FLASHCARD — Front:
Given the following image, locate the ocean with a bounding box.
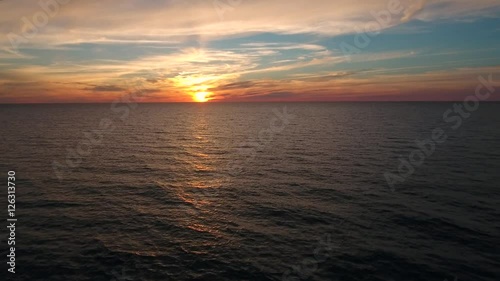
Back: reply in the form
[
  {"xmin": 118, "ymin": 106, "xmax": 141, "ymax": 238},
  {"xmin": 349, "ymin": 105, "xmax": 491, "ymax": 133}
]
[{"xmin": 0, "ymin": 102, "xmax": 499, "ymax": 281}]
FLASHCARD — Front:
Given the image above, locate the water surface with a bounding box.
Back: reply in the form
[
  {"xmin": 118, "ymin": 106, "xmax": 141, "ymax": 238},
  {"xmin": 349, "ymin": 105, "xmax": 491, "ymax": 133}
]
[{"xmin": 0, "ymin": 103, "xmax": 499, "ymax": 281}]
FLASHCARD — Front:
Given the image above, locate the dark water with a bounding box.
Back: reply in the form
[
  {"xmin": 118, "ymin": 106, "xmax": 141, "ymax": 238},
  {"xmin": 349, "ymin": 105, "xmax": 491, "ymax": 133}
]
[{"xmin": 0, "ymin": 103, "xmax": 499, "ymax": 281}]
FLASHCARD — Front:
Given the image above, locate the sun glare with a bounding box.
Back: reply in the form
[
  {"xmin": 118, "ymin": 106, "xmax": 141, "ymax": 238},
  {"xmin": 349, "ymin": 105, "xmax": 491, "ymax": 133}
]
[
  {"xmin": 171, "ymin": 74, "xmax": 219, "ymax": 102},
  {"xmin": 194, "ymin": 91, "xmax": 210, "ymax": 102}
]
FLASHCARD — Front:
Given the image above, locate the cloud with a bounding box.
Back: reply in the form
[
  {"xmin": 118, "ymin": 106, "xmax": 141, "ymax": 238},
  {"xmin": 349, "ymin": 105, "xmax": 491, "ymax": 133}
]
[
  {"xmin": 84, "ymin": 85, "xmax": 125, "ymax": 92},
  {"xmin": 213, "ymin": 81, "xmax": 256, "ymax": 91},
  {"xmin": 415, "ymin": 0, "xmax": 500, "ymax": 21},
  {"xmin": 1, "ymin": 0, "xmax": 498, "ymax": 49},
  {"xmin": 349, "ymin": 51, "xmax": 419, "ymax": 63},
  {"xmin": 401, "ymin": 0, "xmax": 428, "ymax": 22},
  {"xmin": 288, "ymin": 71, "xmax": 365, "ymax": 82},
  {"xmin": 241, "ymin": 91, "xmax": 297, "ymax": 101}
]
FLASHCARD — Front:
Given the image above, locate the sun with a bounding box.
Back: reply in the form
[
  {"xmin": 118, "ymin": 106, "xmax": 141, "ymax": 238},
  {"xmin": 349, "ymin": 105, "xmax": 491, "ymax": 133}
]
[
  {"xmin": 194, "ymin": 91, "xmax": 210, "ymax": 102},
  {"xmin": 170, "ymin": 74, "xmax": 217, "ymax": 102}
]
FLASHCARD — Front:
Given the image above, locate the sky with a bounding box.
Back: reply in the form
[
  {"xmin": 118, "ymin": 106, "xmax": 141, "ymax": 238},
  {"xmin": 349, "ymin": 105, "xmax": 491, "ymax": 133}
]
[{"xmin": 0, "ymin": 0, "xmax": 499, "ymax": 103}]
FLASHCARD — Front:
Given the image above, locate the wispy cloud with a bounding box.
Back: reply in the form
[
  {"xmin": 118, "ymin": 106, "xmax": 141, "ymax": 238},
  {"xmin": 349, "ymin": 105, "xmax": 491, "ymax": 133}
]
[
  {"xmin": 2, "ymin": 0, "xmax": 498, "ymax": 48},
  {"xmin": 401, "ymin": 0, "xmax": 428, "ymax": 22},
  {"xmin": 84, "ymin": 85, "xmax": 125, "ymax": 92}
]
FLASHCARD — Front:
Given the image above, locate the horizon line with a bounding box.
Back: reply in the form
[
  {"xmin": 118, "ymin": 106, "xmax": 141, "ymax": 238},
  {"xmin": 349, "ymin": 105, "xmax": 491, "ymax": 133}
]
[{"xmin": 1, "ymin": 101, "xmax": 500, "ymax": 105}]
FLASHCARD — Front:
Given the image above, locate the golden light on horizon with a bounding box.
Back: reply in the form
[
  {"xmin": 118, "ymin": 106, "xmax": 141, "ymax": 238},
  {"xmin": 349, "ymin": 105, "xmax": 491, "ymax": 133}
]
[
  {"xmin": 193, "ymin": 91, "xmax": 210, "ymax": 102},
  {"xmin": 170, "ymin": 74, "xmax": 218, "ymax": 102}
]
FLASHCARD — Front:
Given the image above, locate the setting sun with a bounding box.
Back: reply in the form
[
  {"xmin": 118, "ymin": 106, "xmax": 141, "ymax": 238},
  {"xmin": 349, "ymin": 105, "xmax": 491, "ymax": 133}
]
[{"xmin": 193, "ymin": 91, "xmax": 210, "ymax": 102}]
